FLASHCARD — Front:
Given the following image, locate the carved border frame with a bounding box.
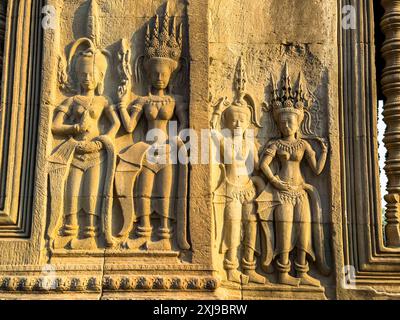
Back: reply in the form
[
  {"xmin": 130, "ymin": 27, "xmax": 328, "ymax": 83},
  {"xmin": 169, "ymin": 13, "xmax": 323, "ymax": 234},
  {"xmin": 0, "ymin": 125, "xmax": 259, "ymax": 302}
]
[
  {"xmin": 0, "ymin": 0, "xmax": 43, "ymax": 237},
  {"xmin": 338, "ymin": 0, "xmax": 400, "ymax": 297}
]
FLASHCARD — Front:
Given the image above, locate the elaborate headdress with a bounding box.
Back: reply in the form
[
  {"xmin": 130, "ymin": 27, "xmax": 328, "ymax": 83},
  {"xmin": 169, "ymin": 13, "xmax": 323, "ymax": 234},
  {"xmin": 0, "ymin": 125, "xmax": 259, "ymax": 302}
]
[
  {"xmin": 134, "ymin": 2, "xmax": 186, "ymax": 89},
  {"xmin": 58, "ymin": 0, "xmax": 110, "ymax": 95},
  {"xmin": 144, "ymin": 2, "xmax": 182, "ymax": 67},
  {"xmin": 268, "ymin": 63, "xmax": 314, "ymax": 136},
  {"xmin": 219, "ymin": 57, "xmax": 262, "ymax": 128}
]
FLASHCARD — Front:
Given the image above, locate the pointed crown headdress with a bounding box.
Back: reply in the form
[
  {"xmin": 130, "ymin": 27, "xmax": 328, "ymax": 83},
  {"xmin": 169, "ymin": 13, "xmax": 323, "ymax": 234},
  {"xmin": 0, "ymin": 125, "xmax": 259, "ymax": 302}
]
[
  {"xmin": 59, "ymin": 0, "xmax": 110, "ymax": 95},
  {"xmin": 144, "ymin": 2, "xmax": 183, "ymax": 63},
  {"xmin": 221, "ymin": 57, "xmax": 262, "ymax": 128},
  {"xmin": 267, "ymin": 63, "xmax": 316, "ymax": 136},
  {"xmin": 270, "ymin": 63, "xmax": 311, "ymax": 122}
]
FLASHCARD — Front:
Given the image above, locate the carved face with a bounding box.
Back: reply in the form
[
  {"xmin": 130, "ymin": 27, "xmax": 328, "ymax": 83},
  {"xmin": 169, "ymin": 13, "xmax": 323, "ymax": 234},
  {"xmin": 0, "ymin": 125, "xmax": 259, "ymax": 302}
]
[
  {"xmin": 149, "ymin": 58, "xmax": 174, "ymax": 90},
  {"xmin": 224, "ymin": 108, "xmax": 251, "ymax": 136},
  {"xmin": 278, "ymin": 112, "xmax": 299, "ymax": 137},
  {"xmin": 76, "ymin": 58, "xmax": 99, "ymax": 91}
]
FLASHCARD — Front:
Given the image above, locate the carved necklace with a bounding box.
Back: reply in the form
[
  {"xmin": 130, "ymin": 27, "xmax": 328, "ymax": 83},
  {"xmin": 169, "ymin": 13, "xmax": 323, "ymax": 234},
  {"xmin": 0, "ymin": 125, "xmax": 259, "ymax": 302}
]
[
  {"xmin": 276, "ymin": 139, "xmax": 305, "ymax": 154},
  {"xmin": 148, "ymin": 93, "xmax": 173, "ymax": 108},
  {"xmin": 74, "ymin": 96, "xmax": 96, "ymax": 121},
  {"xmin": 74, "ymin": 95, "xmax": 95, "ymax": 111}
]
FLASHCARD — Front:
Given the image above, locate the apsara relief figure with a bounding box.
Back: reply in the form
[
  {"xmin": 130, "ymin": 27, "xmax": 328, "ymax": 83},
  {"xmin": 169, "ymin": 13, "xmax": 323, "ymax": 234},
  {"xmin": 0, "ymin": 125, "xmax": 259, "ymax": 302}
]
[
  {"xmin": 257, "ymin": 64, "xmax": 330, "ymax": 286},
  {"xmin": 114, "ymin": 4, "xmax": 190, "ymax": 251},
  {"xmin": 46, "ymin": 0, "xmax": 120, "ymax": 250},
  {"xmin": 211, "ymin": 58, "xmax": 266, "ymax": 284}
]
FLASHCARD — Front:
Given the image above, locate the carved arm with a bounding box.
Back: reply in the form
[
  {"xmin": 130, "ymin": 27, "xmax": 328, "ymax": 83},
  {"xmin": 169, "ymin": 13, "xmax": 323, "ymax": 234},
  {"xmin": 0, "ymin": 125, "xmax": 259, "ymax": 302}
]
[
  {"xmin": 305, "ymin": 139, "xmax": 328, "ymax": 175},
  {"xmin": 175, "ymin": 99, "xmax": 189, "ymax": 132},
  {"xmin": 51, "ymin": 100, "xmax": 79, "ymax": 136},
  {"xmin": 260, "ymin": 146, "xmax": 290, "ymax": 191},
  {"xmin": 118, "ymin": 101, "xmax": 143, "ymax": 133},
  {"xmin": 104, "ymin": 104, "xmax": 121, "ymax": 138}
]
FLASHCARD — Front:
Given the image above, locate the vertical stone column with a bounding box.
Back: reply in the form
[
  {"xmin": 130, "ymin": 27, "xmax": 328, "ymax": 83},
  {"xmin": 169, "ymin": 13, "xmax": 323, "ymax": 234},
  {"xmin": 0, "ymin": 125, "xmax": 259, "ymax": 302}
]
[{"xmin": 381, "ymin": 0, "xmax": 400, "ymax": 246}]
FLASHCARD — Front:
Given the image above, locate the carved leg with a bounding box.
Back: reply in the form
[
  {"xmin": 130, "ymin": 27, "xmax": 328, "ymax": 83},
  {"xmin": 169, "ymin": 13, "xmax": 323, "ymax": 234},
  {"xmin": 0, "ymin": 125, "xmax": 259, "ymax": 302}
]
[
  {"xmin": 147, "ymin": 216, "xmax": 172, "ymax": 251},
  {"xmin": 64, "ymin": 167, "xmax": 83, "ymax": 238},
  {"xmin": 127, "ymin": 168, "xmax": 154, "ymax": 249},
  {"xmin": 83, "ymin": 214, "xmax": 97, "ymax": 239},
  {"xmin": 275, "ymin": 204, "xmax": 300, "ymax": 287},
  {"xmin": 148, "ymin": 166, "xmax": 173, "ymax": 250},
  {"xmin": 70, "ymin": 164, "xmax": 101, "ymax": 250},
  {"xmin": 64, "ymin": 214, "xmax": 79, "ymax": 237},
  {"xmin": 223, "ymin": 201, "xmax": 249, "ymax": 285},
  {"xmin": 242, "ymin": 203, "xmax": 266, "ymax": 284},
  {"xmin": 295, "ymin": 197, "xmax": 320, "ymax": 286}
]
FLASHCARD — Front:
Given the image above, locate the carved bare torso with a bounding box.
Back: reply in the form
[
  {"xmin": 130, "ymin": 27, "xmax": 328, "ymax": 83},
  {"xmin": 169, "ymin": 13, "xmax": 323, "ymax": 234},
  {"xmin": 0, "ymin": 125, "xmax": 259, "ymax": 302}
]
[
  {"xmin": 223, "ymin": 137, "xmax": 254, "ymax": 186},
  {"xmin": 70, "ymin": 95, "xmax": 107, "ymax": 142},
  {"xmin": 143, "ymin": 95, "xmax": 175, "ymax": 140},
  {"xmin": 274, "ymin": 139, "xmax": 307, "ymax": 187}
]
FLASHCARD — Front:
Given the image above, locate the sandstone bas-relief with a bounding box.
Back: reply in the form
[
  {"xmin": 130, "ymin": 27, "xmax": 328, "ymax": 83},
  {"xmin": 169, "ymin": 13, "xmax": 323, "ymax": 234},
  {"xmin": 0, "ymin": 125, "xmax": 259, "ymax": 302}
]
[
  {"xmin": 211, "ymin": 57, "xmax": 266, "ymax": 285},
  {"xmin": 47, "ymin": 1, "xmax": 190, "ymax": 253},
  {"xmin": 114, "ymin": 3, "xmax": 190, "ymax": 251},
  {"xmin": 47, "ymin": 0, "xmax": 332, "ymax": 294},
  {"xmin": 211, "ymin": 60, "xmax": 330, "ymax": 288},
  {"xmin": 0, "ymin": 0, "xmax": 398, "ymax": 300}
]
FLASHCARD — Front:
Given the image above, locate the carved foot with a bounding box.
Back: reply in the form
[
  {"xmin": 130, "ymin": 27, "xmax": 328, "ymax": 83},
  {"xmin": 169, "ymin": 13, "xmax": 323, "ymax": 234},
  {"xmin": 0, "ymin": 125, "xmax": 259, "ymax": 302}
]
[
  {"xmin": 298, "ymin": 273, "xmax": 321, "ymax": 287},
  {"xmin": 125, "ymin": 237, "xmax": 148, "ymax": 250},
  {"xmin": 70, "ymin": 237, "xmax": 97, "ymax": 250},
  {"xmin": 227, "ymin": 270, "xmax": 249, "ymax": 285},
  {"xmin": 278, "ymin": 273, "xmax": 300, "ymax": 287},
  {"xmin": 147, "ymin": 238, "xmax": 172, "ymax": 251},
  {"xmin": 243, "ymin": 270, "xmax": 267, "ymax": 284}
]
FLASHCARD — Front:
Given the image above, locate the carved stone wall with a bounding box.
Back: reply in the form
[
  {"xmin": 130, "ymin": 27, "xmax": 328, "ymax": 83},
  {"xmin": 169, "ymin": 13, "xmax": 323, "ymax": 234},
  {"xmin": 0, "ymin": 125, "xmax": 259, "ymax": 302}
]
[{"xmin": 0, "ymin": 0, "xmax": 398, "ymax": 300}]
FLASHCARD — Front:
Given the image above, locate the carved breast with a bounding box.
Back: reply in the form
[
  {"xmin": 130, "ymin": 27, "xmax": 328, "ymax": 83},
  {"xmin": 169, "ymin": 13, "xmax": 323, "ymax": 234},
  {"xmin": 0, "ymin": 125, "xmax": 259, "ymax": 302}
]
[
  {"xmin": 144, "ymin": 97, "xmax": 175, "ymax": 121},
  {"xmin": 277, "ymin": 149, "xmax": 304, "ymax": 162},
  {"xmin": 276, "ymin": 140, "xmax": 306, "ymax": 162},
  {"xmin": 72, "ymin": 99, "xmax": 103, "ymax": 122}
]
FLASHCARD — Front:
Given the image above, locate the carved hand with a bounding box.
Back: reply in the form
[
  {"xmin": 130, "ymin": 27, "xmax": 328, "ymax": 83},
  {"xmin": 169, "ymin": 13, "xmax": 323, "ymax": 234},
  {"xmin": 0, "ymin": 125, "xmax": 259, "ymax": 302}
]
[
  {"xmin": 270, "ymin": 176, "xmax": 291, "ymax": 191},
  {"xmin": 318, "ymin": 137, "xmax": 329, "ymax": 153},
  {"xmin": 210, "ymin": 97, "xmax": 228, "ymax": 129},
  {"xmin": 118, "ymin": 82, "xmax": 131, "ymax": 107}
]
